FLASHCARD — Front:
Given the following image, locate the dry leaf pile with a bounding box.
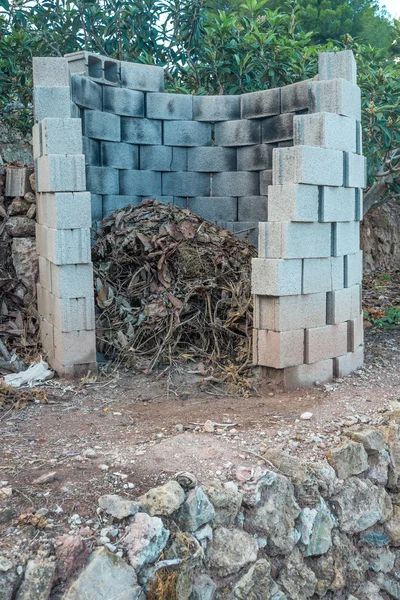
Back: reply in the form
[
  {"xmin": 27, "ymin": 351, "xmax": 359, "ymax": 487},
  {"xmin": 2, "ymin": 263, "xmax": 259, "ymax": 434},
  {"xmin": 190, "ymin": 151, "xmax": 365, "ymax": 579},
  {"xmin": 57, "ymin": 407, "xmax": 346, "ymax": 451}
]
[
  {"xmin": 92, "ymin": 199, "xmax": 257, "ymax": 371},
  {"xmin": 0, "ymin": 380, "xmax": 47, "ymax": 410}
]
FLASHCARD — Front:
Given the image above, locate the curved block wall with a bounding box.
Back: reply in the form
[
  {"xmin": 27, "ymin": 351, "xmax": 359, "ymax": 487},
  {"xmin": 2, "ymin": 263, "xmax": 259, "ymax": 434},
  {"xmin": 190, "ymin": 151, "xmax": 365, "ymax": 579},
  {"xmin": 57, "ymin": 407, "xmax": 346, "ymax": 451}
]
[{"xmin": 32, "ymin": 49, "xmax": 365, "ymax": 386}]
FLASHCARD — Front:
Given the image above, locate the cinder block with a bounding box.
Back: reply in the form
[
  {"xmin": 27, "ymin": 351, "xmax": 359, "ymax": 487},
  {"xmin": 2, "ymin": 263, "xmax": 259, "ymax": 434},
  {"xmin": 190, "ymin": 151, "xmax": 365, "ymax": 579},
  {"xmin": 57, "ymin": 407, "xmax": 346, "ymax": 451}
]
[
  {"xmin": 121, "ymin": 117, "xmax": 162, "ymax": 145},
  {"xmin": 5, "ymin": 167, "xmax": 33, "ymax": 197},
  {"xmin": 33, "ymin": 87, "xmax": 71, "ymax": 122},
  {"xmin": 53, "ymin": 326, "xmax": 96, "ymax": 366},
  {"xmin": 37, "ymin": 192, "xmax": 91, "ymax": 229},
  {"xmin": 188, "ymin": 197, "xmax": 237, "ymax": 222},
  {"xmin": 268, "ymin": 184, "xmax": 319, "ymax": 222},
  {"xmin": 231, "ymin": 222, "xmax": 258, "ymax": 246},
  {"xmin": 237, "ymin": 144, "xmax": 273, "ymax": 171},
  {"xmin": 348, "ymin": 312, "xmax": 364, "ymax": 352},
  {"xmin": 333, "ymin": 221, "xmax": 360, "ymax": 256},
  {"xmin": 82, "ymin": 137, "xmax": 100, "ymax": 166},
  {"xmin": 33, "ymin": 57, "xmax": 69, "ymax": 87},
  {"xmin": 345, "ymin": 250, "xmax": 363, "ymax": 288},
  {"xmin": 39, "ymin": 317, "xmax": 54, "ymax": 357},
  {"xmin": 187, "ymin": 147, "xmax": 236, "ymax": 172},
  {"xmin": 334, "ymin": 345, "xmax": 364, "ymax": 378},
  {"xmin": 294, "ymin": 113, "xmax": 357, "ymax": 153},
  {"xmin": 37, "ymin": 118, "xmax": 83, "ymax": 156},
  {"xmin": 37, "ymin": 283, "xmax": 94, "ymax": 332},
  {"xmin": 344, "ymin": 152, "xmax": 367, "ymax": 188},
  {"xmin": 302, "ymin": 256, "xmax": 344, "ymax": 294},
  {"xmin": 241, "ymin": 89, "xmax": 280, "ymax": 119},
  {"xmin": 65, "ymin": 51, "xmax": 120, "ymax": 85},
  {"xmin": 103, "ymin": 86, "xmax": 144, "ymax": 117},
  {"xmin": 238, "ymin": 196, "xmax": 268, "ymax": 221},
  {"xmin": 272, "ymin": 146, "xmax": 344, "ymax": 187},
  {"xmin": 120, "ymin": 61, "xmax": 164, "ymax": 92},
  {"xmin": 173, "ymin": 197, "xmax": 188, "ymax": 209},
  {"xmin": 259, "ymin": 170, "xmax": 273, "ymax": 195},
  {"xmin": 262, "ymin": 113, "xmax": 294, "ymax": 143},
  {"xmin": 320, "ymin": 187, "xmax": 356, "ymax": 223},
  {"xmin": 36, "ymin": 155, "xmax": 86, "ymax": 192},
  {"xmin": 281, "ymin": 80, "xmax": 310, "ymax": 112},
  {"xmin": 355, "ymin": 189, "xmax": 363, "ymax": 221},
  {"xmin": 103, "ymin": 195, "xmax": 141, "ymax": 216},
  {"xmin": 305, "ymin": 322, "xmax": 348, "ymax": 364},
  {"xmin": 327, "ymin": 284, "xmax": 361, "ymax": 324},
  {"xmin": 70, "ymin": 102, "xmax": 81, "ymax": 119},
  {"xmin": 251, "ymin": 258, "xmax": 302, "ymax": 296},
  {"xmin": 258, "ymin": 221, "xmax": 331, "ymax": 259},
  {"xmin": 91, "ymin": 194, "xmax": 103, "ymax": 221},
  {"xmin": 101, "ymin": 142, "xmax": 138, "ymax": 169},
  {"xmin": 193, "ymin": 95, "xmax": 240, "ymax": 121},
  {"xmin": 146, "ymin": 92, "xmax": 192, "ymax": 120},
  {"xmin": 214, "ymin": 120, "xmax": 261, "ymax": 147},
  {"xmin": 308, "ymin": 78, "xmax": 361, "ymax": 120},
  {"xmin": 140, "ymin": 146, "xmax": 187, "ymax": 171},
  {"xmin": 253, "ymin": 329, "xmax": 304, "ymax": 368},
  {"xmin": 71, "ymin": 75, "xmax": 102, "ymax": 111},
  {"xmin": 164, "ymin": 121, "xmax": 212, "ymax": 147},
  {"xmin": 36, "ymin": 223, "xmax": 91, "ymax": 265},
  {"xmin": 44, "ymin": 262, "xmax": 94, "ymax": 299},
  {"xmin": 120, "ymin": 170, "xmax": 162, "ymax": 196},
  {"xmin": 319, "ymin": 50, "xmax": 357, "ymax": 85},
  {"xmin": 162, "ymin": 172, "xmax": 210, "ymax": 197},
  {"xmin": 50, "ymin": 358, "xmax": 98, "ymax": 378},
  {"xmin": 86, "ymin": 166, "xmax": 119, "ymax": 195},
  {"xmin": 212, "ymin": 172, "xmax": 259, "ymax": 197},
  {"xmin": 141, "ymin": 195, "xmax": 173, "ymax": 204},
  {"xmin": 283, "ymin": 359, "xmax": 333, "ymax": 389},
  {"xmin": 253, "ymin": 292, "xmax": 327, "ymax": 331},
  {"xmin": 83, "ymin": 110, "xmax": 120, "ymax": 142}
]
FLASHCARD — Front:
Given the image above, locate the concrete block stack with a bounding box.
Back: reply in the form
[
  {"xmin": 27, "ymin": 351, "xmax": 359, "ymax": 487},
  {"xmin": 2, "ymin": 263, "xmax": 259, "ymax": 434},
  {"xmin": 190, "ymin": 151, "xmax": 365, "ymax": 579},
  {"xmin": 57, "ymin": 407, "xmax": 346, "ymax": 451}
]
[{"xmin": 252, "ymin": 50, "xmax": 364, "ymax": 388}]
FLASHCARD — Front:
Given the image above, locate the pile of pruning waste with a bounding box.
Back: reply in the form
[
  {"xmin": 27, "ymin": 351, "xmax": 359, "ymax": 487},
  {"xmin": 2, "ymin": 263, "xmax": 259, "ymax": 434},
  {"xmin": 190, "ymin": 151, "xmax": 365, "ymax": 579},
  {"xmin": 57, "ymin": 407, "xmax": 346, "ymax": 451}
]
[{"xmin": 92, "ymin": 200, "xmax": 256, "ymax": 373}]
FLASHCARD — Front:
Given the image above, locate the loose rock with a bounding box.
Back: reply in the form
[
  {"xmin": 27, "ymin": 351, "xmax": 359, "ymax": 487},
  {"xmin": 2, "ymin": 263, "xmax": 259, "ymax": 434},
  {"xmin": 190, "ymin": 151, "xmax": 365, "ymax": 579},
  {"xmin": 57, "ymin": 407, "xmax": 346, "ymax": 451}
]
[
  {"xmin": 326, "ymin": 440, "xmax": 369, "ymax": 480},
  {"xmin": 202, "ymin": 480, "xmax": 242, "ymax": 527},
  {"xmin": 15, "ymin": 559, "xmax": 55, "ymax": 600},
  {"xmin": 123, "ymin": 512, "xmax": 169, "ymax": 571},
  {"xmin": 98, "ymin": 494, "xmax": 142, "ymax": 520},
  {"xmin": 233, "ymin": 558, "xmax": 281, "ymax": 599},
  {"xmin": 138, "ymin": 480, "xmax": 185, "ymax": 517},
  {"xmin": 175, "ymin": 487, "xmax": 215, "ymax": 531},
  {"xmin": 278, "ymin": 548, "xmax": 317, "ymax": 600},
  {"xmin": 206, "ymin": 527, "xmax": 258, "ymax": 576}
]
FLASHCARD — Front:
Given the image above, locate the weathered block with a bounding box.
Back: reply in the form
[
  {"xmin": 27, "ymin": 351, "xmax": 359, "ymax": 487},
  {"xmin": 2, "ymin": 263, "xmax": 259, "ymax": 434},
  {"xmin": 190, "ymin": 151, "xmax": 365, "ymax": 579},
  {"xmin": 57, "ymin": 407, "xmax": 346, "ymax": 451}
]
[
  {"xmin": 334, "ymin": 345, "xmax": 364, "ymax": 378},
  {"xmin": 37, "ymin": 283, "xmax": 94, "ymax": 332},
  {"xmin": 308, "ymin": 78, "xmax": 361, "ymax": 120},
  {"xmin": 103, "ymin": 195, "xmax": 141, "ymax": 216},
  {"xmin": 305, "ymin": 322, "xmax": 348, "ymax": 364},
  {"xmin": 91, "ymin": 194, "xmax": 103, "ymax": 221},
  {"xmin": 188, "ymin": 197, "xmax": 237, "ymax": 222},
  {"xmin": 101, "ymin": 141, "xmax": 138, "ymax": 169},
  {"xmin": 237, "ymin": 144, "xmax": 273, "ymax": 171},
  {"xmin": 344, "ymin": 152, "xmax": 367, "ymax": 188},
  {"xmin": 164, "ymin": 121, "xmax": 212, "ymax": 147},
  {"xmin": 345, "ymin": 250, "xmax": 363, "ymax": 288},
  {"xmin": 5, "ymin": 167, "xmax": 33, "ymax": 197},
  {"xmin": 71, "ymin": 75, "xmax": 102, "ymax": 111},
  {"xmin": 33, "ymin": 57, "xmax": 69, "ymax": 87},
  {"xmin": 302, "ymin": 256, "xmax": 344, "ymax": 294},
  {"xmin": 241, "ymin": 89, "xmax": 280, "ymax": 119},
  {"xmin": 83, "ymin": 110, "xmax": 121, "ymax": 142},
  {"xmin": 50, "ymin": 358, "xmax": 98, "ymax": 378},
  {"xmin": 281, "ymin": 80, "xmax": 310, "ymax": 112},
  {"xmin": 348, "ymin": 312, "xmax": 364, "ymax": 352},
  {"xmin": 36, "ymin": 192, "xmax": 91, "ymax": 229},
  {"xmin": 258, "ymin": 221, "xmax": 331, "ymax": 259},
  {"xmin": 33, "ymin": 87, "xmax": 71, "ymax": 122},
  {"xmin": 319, "ymin": 50, "xmax": 357, "ymax": 85},
  {"xmin": 146, "ymin": 92, "xmax": 193, "ymax": 120},
  {"xmin": 272, "ymin": 146, "xmax": 344, "ymax": 187},
  {"xmin": 254, "ymin": 293, "xmax": 327, "ymax": 331},
  {"xmin": 251, "ymin": 258, "xmax": 302, "ymax": 296},
  {"xmin": 36, "ymin": 155, "xmax": 86, "ymax": 192},
  {"xmin": 268, "ymin": 184, "xmax": 319, "ymax": 222},
  {"xmin": 120, "ymin": 61, "xmax": 164, "ymax": 92},
  {"xmin": 214, "ymin": 120, "xmax": 261, "ymax": 147},
  {"xmin": 187, "ymin": 147, "xmax": 236, "ymax": 172},
  {"xmin": 121, "ymin": 117, "xmax": 162, "ymax": 145},
  {"xmin": 82, "ymin": 137, "xmax": 100, "ymax": 166},
  {"xmin": 65, "ymin": 51, "xmax": 120, "ymax": 86},
  {"xmin": 37, "ymin": 118, "xmax": 83, "ymax": 156},
  {"xmin": 103, "ymin": 86, "xmax": 144, "ymax": 117},
  {"xmin": 120, "ymin": 170, "xmax": 162, "ymax": 196},
  {"xmin": 193, "ymin": 95, "xmax": 240, "ymax": 121},
  {"xmin": 283, "ymin": 359, "xmax": 334, "ymax": 389},
  {"xmin": 162, "ymin": 172, "xmax": 210, "ymax": 197},
  {"xmin": 86, "ymin": 166, "xmax": 119, "ymax": 195},
  {"xmin": 294, "ymin": 113, "xmax": 357, "ymax": 153},
  {"xmin": 140, "ymin": 146, "xmax": 187, "ymax": 171},
  {"xmin": 333, "ymin": 221, "xmax": 360, "ymax": 256},
  {"xmin": 254, "ymin": 329, "xmax": 304, "ymax": 368},
  {"xmin": 327, "ymin": 284, "xmax": 361, "ymax": 324},
  {"xmin": 238, "ymin": 196, "xmax": 268, "ymax": 222},
  {"xmin": 53, "ymin": 326, "xmax": 96, "ymax": 366},
  {"xmin": 212, "ymin": 172, "xmax": 259, "ymax": 197},
  {"xmin": 36, "ymin": 223, "xmax": 91, "ymax": 265},
  {"xmin": 262, "ymin": 113, "xmax": 294, "ymax": 143},
  {"xmin": 259, "ymin": 170, "xmax": 273, "ymax": 195}
]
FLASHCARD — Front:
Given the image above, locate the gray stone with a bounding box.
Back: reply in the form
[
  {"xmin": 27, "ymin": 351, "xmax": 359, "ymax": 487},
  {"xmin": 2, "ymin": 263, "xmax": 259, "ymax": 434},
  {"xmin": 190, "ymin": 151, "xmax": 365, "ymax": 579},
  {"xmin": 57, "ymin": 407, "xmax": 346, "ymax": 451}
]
[
  {"xmin": 201, "ymin": 480, "xmax": 243, "ymax": 528},
  {"xmin": 241, "ymin": 88, "xmax": 281, "ymax": 119},
  {"xmin": 190, "ymin": 574, "xmax": 216, "ymax": 600},
  {"xmin": 238, "ymin": 196, "xmax": 268, "ymax": 222},
  {"xmin": 121, "ymin": 117, "xmax": 162, "ymax": 145},
  {"xmin": 71, "ymin": 74, "xmax": 102, "ymax": 110},
  {"xmin": 0, "ymin": 556, "xmax": 18, "ymax": 600},
  {"xmin": 82, "ymin": 137, "xmax": 100, "ymax": 166},
  {"xmin": 5, "ymin": 216, "xmax": 35, "ymax": 237},
  {"xmin": 278, "ymin": 548, "xmax": 317, "ymax": 600},
  {"xmin": 15, "ymin": 559, "xmax": 55, "ymax": 600},
  {"xmin": 212, "ymin": 172, "xmax": 259, "ymax": 197},
  {"xmin": 359, "ymin": 529, "xmax": 391, "ymax": 547},
  {"xmin": 237, "ymin": 144, "xmax": 273, "ymax": 171},
  {"xmin": 326, "ymin": 440, "xmax": 369, "ymax": 479},
  {"xmin": 281, "ymin": 80, "xmax": 310, "ymax": 112},
  {"xmin": 356, "ymin": 581, "xmax": 385, "ymax": 600},
  {"xmin": 384, "ymin": 505, "xmax": 400, "ymax": 544},
  {"xmin": 233, "ymin": 559, "xmax": 280, "ymax": 599},
  {"xmin": 101, "ymin": 141, "xmax": 138, "ymax": 169},
  {"xmin": 206, "ymin": 527, "xmax": 258, "ymax": 576},
  {"xmin": 164, "ymin": 534, "xmax": 202, "ymax": 600},
  {"xmin": 33, "ymin": 87, "xmax": 71, "ymax": 122},
  {"xmin": 12, "ymin": 238, "xmax": 38, "ymax": 289},
  {"xmin": 303, "ymin": 498, "xmax": 335, "ymax": 557},
  {"xmin": 120, "ymin": 61, "xmax": 164, "ymax": 92},
  {"xmin": 86, "ymin": 166, "xmax": 119, "ymax": 195},
  {"xmin": 103, "ymin": 195, "xmax": 141, "ymax": 217},
  {"xmin": 98, "ymin": 494, "xmax": 142, "ymax": 520},
  {"xmin": 140, "ymin": 146, "xmax": 187, "ymax": 171},
  {"xmin": 103, "ymin": 86, "xmax": 144, "ymax": 117},
  {"xmin": 367, "ymin": 450, "xmax": 390, "ymax": 487},
  {"xmin": 193, "ymin": 523, "xmax": 213, "ymax": 548},
  {"xmin": 384, "ymin": 424, "xmax": 400, "ymax": 491},
  {"xmin": 162, "ymin": 172, "xmax": 210, "ymax": 197},
  {"xmin": 361, "ymin": 545, "xmax": 395, "ymax": 573},
  {"xmin": 138, "ymin": 480, "xmax": 185, "ymax": 517},
  {"xmin": 187, "ymin": 147, "xmax": 236, "ymax": 172},
  {"xmin": 262, "ymin": 113, "xmax": 294, "ymax": 143},
  {"xmin": 193, "ymin": 95, "xmax": 240, "ymax": 121},
  {"xmin": 64, "ymin": 547, "xmax": 143, "ymax": 600},
  {"xmin": 175, "ymin": 487, "xmax": 215, "ymax": 531},
  {"xmin": 164, "ymin": 121, "xmax": 212, "ymax": 147},
  {"xmin": 214, "ymin": 120, "xmax": 261, "ymax": 147},
  {"xmin": 83, "ymin": 110, "xmax": 120, "ymax": 142},
  {"xmin": 120, "ymin": 170, "xmax": 161, "ymax": 196},
  {"xmin": 123, "ymin": 512, "xmax": 169, "ymax": 571},
  {"xmin": 188, "ymin": 197, "xmax": 237, "ymax": 222},
  {"xmin": 375, "ymin": 573, "xmax": 400, "ymax": 599},
  {"xmin": 146, "ymin": 92, "xmax": 193, "ymax": 120}
]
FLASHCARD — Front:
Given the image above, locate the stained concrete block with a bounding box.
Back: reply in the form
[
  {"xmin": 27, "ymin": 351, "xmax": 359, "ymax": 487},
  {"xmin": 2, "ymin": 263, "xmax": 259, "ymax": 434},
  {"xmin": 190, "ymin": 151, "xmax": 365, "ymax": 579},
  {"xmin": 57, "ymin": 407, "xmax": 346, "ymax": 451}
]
[
  {"xmin": 33, "ymin": 87, "xmax": 71, "ymax": 122},
  {"xmin": 36, "ymin": 192, "xmax": 91, "ymax": 229},
  {"xmin": 187, "ymin": 147, "xmax": 236, "ymax": 172},
  {"xmin": 164, "ymin": 121, "xmax": 212, "ymax": 147},
  {"xmin": 344, "ymin": 152, "xmax": 367, "ymax": 188},
  {"xmin": 146, "ymin": 92, "xmax": 193, "ymax": 120},
  {"xmin": 162, "ymin": 172, "xmax": 210, "ymax": 197},
  {"xmin": 103, "ymin": 195, "xmax": 141, "ymax": 216},
  {"xmin": 281, "ymin": 80, "xmax": 310, "ymax": 112},
  {"xmin": 308, "ymin": 78, "xmax": 362, "ymax": 120},
  {"xmin": 71, "ymin": 75, "xmax": 102, "ymax": 111},
  {"xmin": 5, "ymin": 167, "xmax": 33, "ymax": 197},
  {"xmin": 258, "ymin": 221, "xmax": 331, "ymax": 259},
  {"xmin": 140, "ymin": 146, "xmax": 187, "ymax": 171},
  {"xmin": 86, "ymin": 166, "xmax": 119, "ymax": 195},
  {"xmin": 65, "ymin": 51, "xmax": 120, "ymax": 85},
  {"xmin": 302, "ymin": 256, "xmax": 344, "ymax": 294},
  {"xmin": 320, "ymin": 187, "xmax": 356, "ymax": 223},
  {"xmin": 305, "ymin": 322, "xmax": 348, "ymax": 364},
  {"xmin": 120, "ymin": 61, "xmax": 164, "ymax": 92},
  {"xmin": 53, "ymin": 326, "xmax": 96, "ymax": 366},
  {"xmin": 91, "ymin": 194, "xmax": 103, "ymax": 221},
  {"xmin": 251, "ymin": 258, "xmax": 302, "ymax": 296},
  {"xmin": 103, "ymin": 86, "xmax": 144, "ymax": 117},
  {"xmin": 319, "ymin": 50, "xmax": 357, "ymax": 85},
  {"xmin": 40, "ymin": 317, "xmax": 54, "ymax": 357},
  {"xmin": 214, "ymin": 120, "xmax": 261, "ymax": 147},
  {"xmin": 294, "ymin": 113, "xmax": 357, "ymax": 153},
  {"xmin": 345, "ymin": 250, "xmax": 363, "ymax": 288},
  {"xmin": 238, "ymin": 196, "xmax": 268, "ymax": 221},
  {"xmin": 121, "ymin": 117, "xmax": 162, "ymax": 145},
  {"xmin": 327, "ymin": 284, "xmax": 361, "ymax": 324},
  {"xmin": 120, "ymin": 170, "xmax": 161, "ymax": 196},
  {"xmin": 37, "ymin": 283, "xmax": 95, "ymax": 332},
  {"xmin": 253, "ymin": 292, "xmax": 327, "ymax": 331},
  {"xmin": 259, "ymin": 170, "xmax": 273, "ymax": 195},
  {"xmin": 82, "ymin": 137, "xmax": 100, "ymax": 166},
  {"xmin": 36, "ymin": 223, "xmax": 91, "ymax": 265},
  {"xmin": 268, "ymin": 184, "xmax": 319, "ymax": 222},
  {"xmin": 333, "ymin": 221, "xmax": 360, "ymax": 257},
  {"xmin": 50, "ymin": 358, "xmax": 98, "ymax": 378},
  {"xmin": 253, "ymin": 328, "xmax": 304, "ymax": 368},
  {"xmin": 237, "ymin": 144, "xmax": 273, "ymax": 171},
  {"xmin": 262, "ymin": 113, "xmax": 294, "ymax": 143},
  {"xmin": 83, "ymin": 110, "xmax": 121, "ymax": 142},
  {"xmin": 334, "ymin": 345, "xmax": 364, "ymax": 378},
  {"xmin": 101, "ymin": 141, "xmax": 138, "ymax": 169},
  {"xmin": 283, "ymin": 359, "xmax": 334, "ymax": 389},
  {"xmin": 272, "ymin": 146, "xmax": 344, "ymax": 187},
  {"xmin": 212, "ymin": 172, "xmax": 259, "ymax": 197},
  {"xmin": 348, "ymin": 312, "xmax": 364, "ymax": 352},
  {"xmin": 188, "ymin": 197, "xmax": 237, "ymax": 222},
  {"xmin": 193, "ymin": 95, "xmax": 240, "ymax": 121},
  {"xmin": 38, "ymin": 118, "xmax": 83, "ymax": 156},
  {"xmin": 33, "ymin": 57, "xmax": 69, "ymax": 86},
  {"xmin": 241, "ymin": 88, "xmax": 280, "ymax": 119},
  {"xmin": 36, "ymin": 155, "xmax": 86, "ymax": 192}
]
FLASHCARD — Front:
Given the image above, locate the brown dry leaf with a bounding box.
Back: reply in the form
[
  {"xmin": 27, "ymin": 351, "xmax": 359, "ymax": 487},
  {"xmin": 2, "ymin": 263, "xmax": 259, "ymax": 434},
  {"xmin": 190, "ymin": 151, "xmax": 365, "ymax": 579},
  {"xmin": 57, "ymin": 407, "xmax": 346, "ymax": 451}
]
[{"xmin": 16, "ymin": 513, "xmax": 48, "ymax": 529}]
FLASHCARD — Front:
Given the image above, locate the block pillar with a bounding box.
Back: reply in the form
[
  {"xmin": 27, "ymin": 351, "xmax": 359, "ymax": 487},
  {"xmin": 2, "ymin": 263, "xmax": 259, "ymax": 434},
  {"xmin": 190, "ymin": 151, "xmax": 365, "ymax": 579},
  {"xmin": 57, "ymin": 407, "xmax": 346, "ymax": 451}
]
[{"xmin": 252, "ymin": 50, "xmax": 364, "ymax": 389}]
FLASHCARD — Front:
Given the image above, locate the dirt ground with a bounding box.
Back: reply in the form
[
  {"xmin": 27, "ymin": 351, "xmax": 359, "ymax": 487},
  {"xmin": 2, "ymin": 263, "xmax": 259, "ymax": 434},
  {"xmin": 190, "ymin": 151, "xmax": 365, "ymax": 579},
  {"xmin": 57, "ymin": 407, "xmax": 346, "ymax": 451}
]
[{"xmin": 1, "ymin": 325, "xmax": 400, "ymax": 552}]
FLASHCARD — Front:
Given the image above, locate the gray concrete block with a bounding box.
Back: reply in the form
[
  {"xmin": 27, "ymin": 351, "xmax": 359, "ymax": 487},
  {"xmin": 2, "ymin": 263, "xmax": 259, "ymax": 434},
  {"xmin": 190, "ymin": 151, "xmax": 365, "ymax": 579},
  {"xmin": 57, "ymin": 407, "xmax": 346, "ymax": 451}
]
[
  {"xmin": 302, "ymin": 256, "xmax": 344, "ymax": 294},
  {"xmin": 259, "ymin": 170, "xmax": 273, "ymax": 195},
  {"xmin": 82, "ymin": 137, "xmax": 100, "ymax": 166},
  {"xmin": 327, "ymin": 284, "xmax": 361, "ymax": 324},
  {"xmin": 283, "ymin": 359, "xmax": 334, "ymax": 390},
  {"xmin": 272, "ymin": 146, "xmax": 344, "ymax": 187},
  {"xmin": 254, "ymin": 328, "xmax": 304, "ymax": 369},
  {"xmin": 320, "ymin": 186, "xmax": 356, "ymax": 222},
  {"xmin": 36, "ymin": 155, "xmax": 86, "ymax": 192},
  {"xmin": 237, "ymin": 144, "xmax": 273, "ymax": 171},
  {"xmin": 163, "ymin": 121, "xmax": 212, "ymax": 147},
  {"xmin": 258, "ymin": 221, "xmax": 331, "ymax": 259},
  {"xmin": 37, "ymin": 192, "xmax": 91, "ymax": 229},
  {"xmin": 193, "ymin": 95, "xmax": 240, "ymax": 121},
  {"xmin": 305, "ymin": 322, "xmax": 348, "ymax": 364},
  {"xmin": 333, "ymin": 221, "xmax": 360, "ymax": 256},
  {"xmin": 65, "ymin": 51, "xmax": 120, "ymax": 85},
  {"xmin": 37, "ymin": 283, "xmax": 95, "ymax": 332},
  {"xmin": 319, "ymin": 50, "xmax": 357, "ymax": 85},
  {"xmin": 36, "ymin": 223, "xmax": 91, "ymax": 265},
  {"xmin": 141, "ymin": 196, "xmax": 174, "ymax": 204},
  {"xmin": 345, "ymin": 250, "xmax": 363, "ymax": 288},
  {"xmin": 86, "ymin": 166, "xmax": 119, "ymax": 195},
  {"xmin": 252, "ymin": 258, "xmax": 302, "ymax": 296},
  {"xmin": 101, "ymin": 141, "xmax": 138, "ymax": 169},
  {"xmin": 120, "ymin": 170, "xmax": 162, "ymax": 196},
  {"xmin": 212, "ymin": 172, "xmax": 259, "ymax": 197},
  {"xmin": 173, "ymin": 197, "xmax": 188, "ymax": 209},
  {"xmin": 355, "ymin": 189, "xmax": 363, "ymax": 221},
  {"xmin": 70, "ymin": 102, "xmax": 81, "ymax": 118},
  {"xmin": 230, "ymin": 221, "xmax": 258, "ymax": 246},
  {"xmin": 146, "ymin": 92, "xmax": 193, "ymax": 120},
  {"xmin": 281, "ymin": 80, "xmax": 310, "ymax": 113},
  {"xmin": 188, "ymin": 197, "xmax": 237, "ymax": 222},
  {"xmin": 347, "ymin": 312, "xmax": 363, "ymax": 352},
  {"xmin": 254, "ymin": 292, "xmax": 327, "ymax": 331},
  {"xmin": 71, "ymin": 75, "xmax": 102, "ymax": 111},
  {"xmin": 241, "ymin": 88, "xmax": 280, "ymax": 119},
  {"xmin": 5, "ymin": 167, "xmax": 33, "ymax": 197},
  {"xmin": 214, "ymin": 120, "xmax": 261, "ymax": 147},
  {"xmin": 39, "ymin": 259, "xmax": 94, "ymax": 299},
  {"xmin": 238, "ymin": 196, "xmax": 268, "ymax": 221},
  {"xmin": 83, "ymin": 110, "xmax": 121, "ymax": 142},
  {"xmin": 103, "ymin": 86, "xmax": 144, "ymax": 117},
  {"xmin": 162, "ymin": 172, "xmax": 210, "ymax": 197},
  {"xmin": 33, "ymin": 87, "xmax": 71, "ymax": 122},
  {"xmin": 121, "ymin": 117, "xmax": 162, "ymax": 145},
  {"xmin": 39, "ymin": 118, "xmax": 83, "ymax": 156},
  {"xmin": 333, "ymin": 345, "xmax": 363, "ymax": 378},
  {"xmin": 262, "ymin": 113, "xmax": 294, "ymax": 143},
  {"xmin": 140, "ymin": 146, "xmax": 187, "ymax": 171},
  {"xmin": 33, "ymin": 57, "xmax": 69, "ymax": 86},
  {"xmin": 268, "ymin": 184, "xmax": 319, "ymax": 222},
  {"xmin": 91, "ymin": 194, "xmax": 103, "ymax": 221},
  {"xmin": 187, "ymin": 147, "xmax": 236, "ymax": 172},
  {"xmin": 294, "ymin": 113, "xmax": 357, "ymax": 153},
  {"xmin": 308, "ymin": 78, "xmax": 361, "ymax": 120},
  {"xmin": 344, "ymin": 152, "xmax": 367, "ymax": 188},
  {"xmin": 103, "ymin": 195, "xmax": 141, "ymax": 216},
  {"xmin": 120, "ymin": 61, "xmax": 164, "ymax": 92}
]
